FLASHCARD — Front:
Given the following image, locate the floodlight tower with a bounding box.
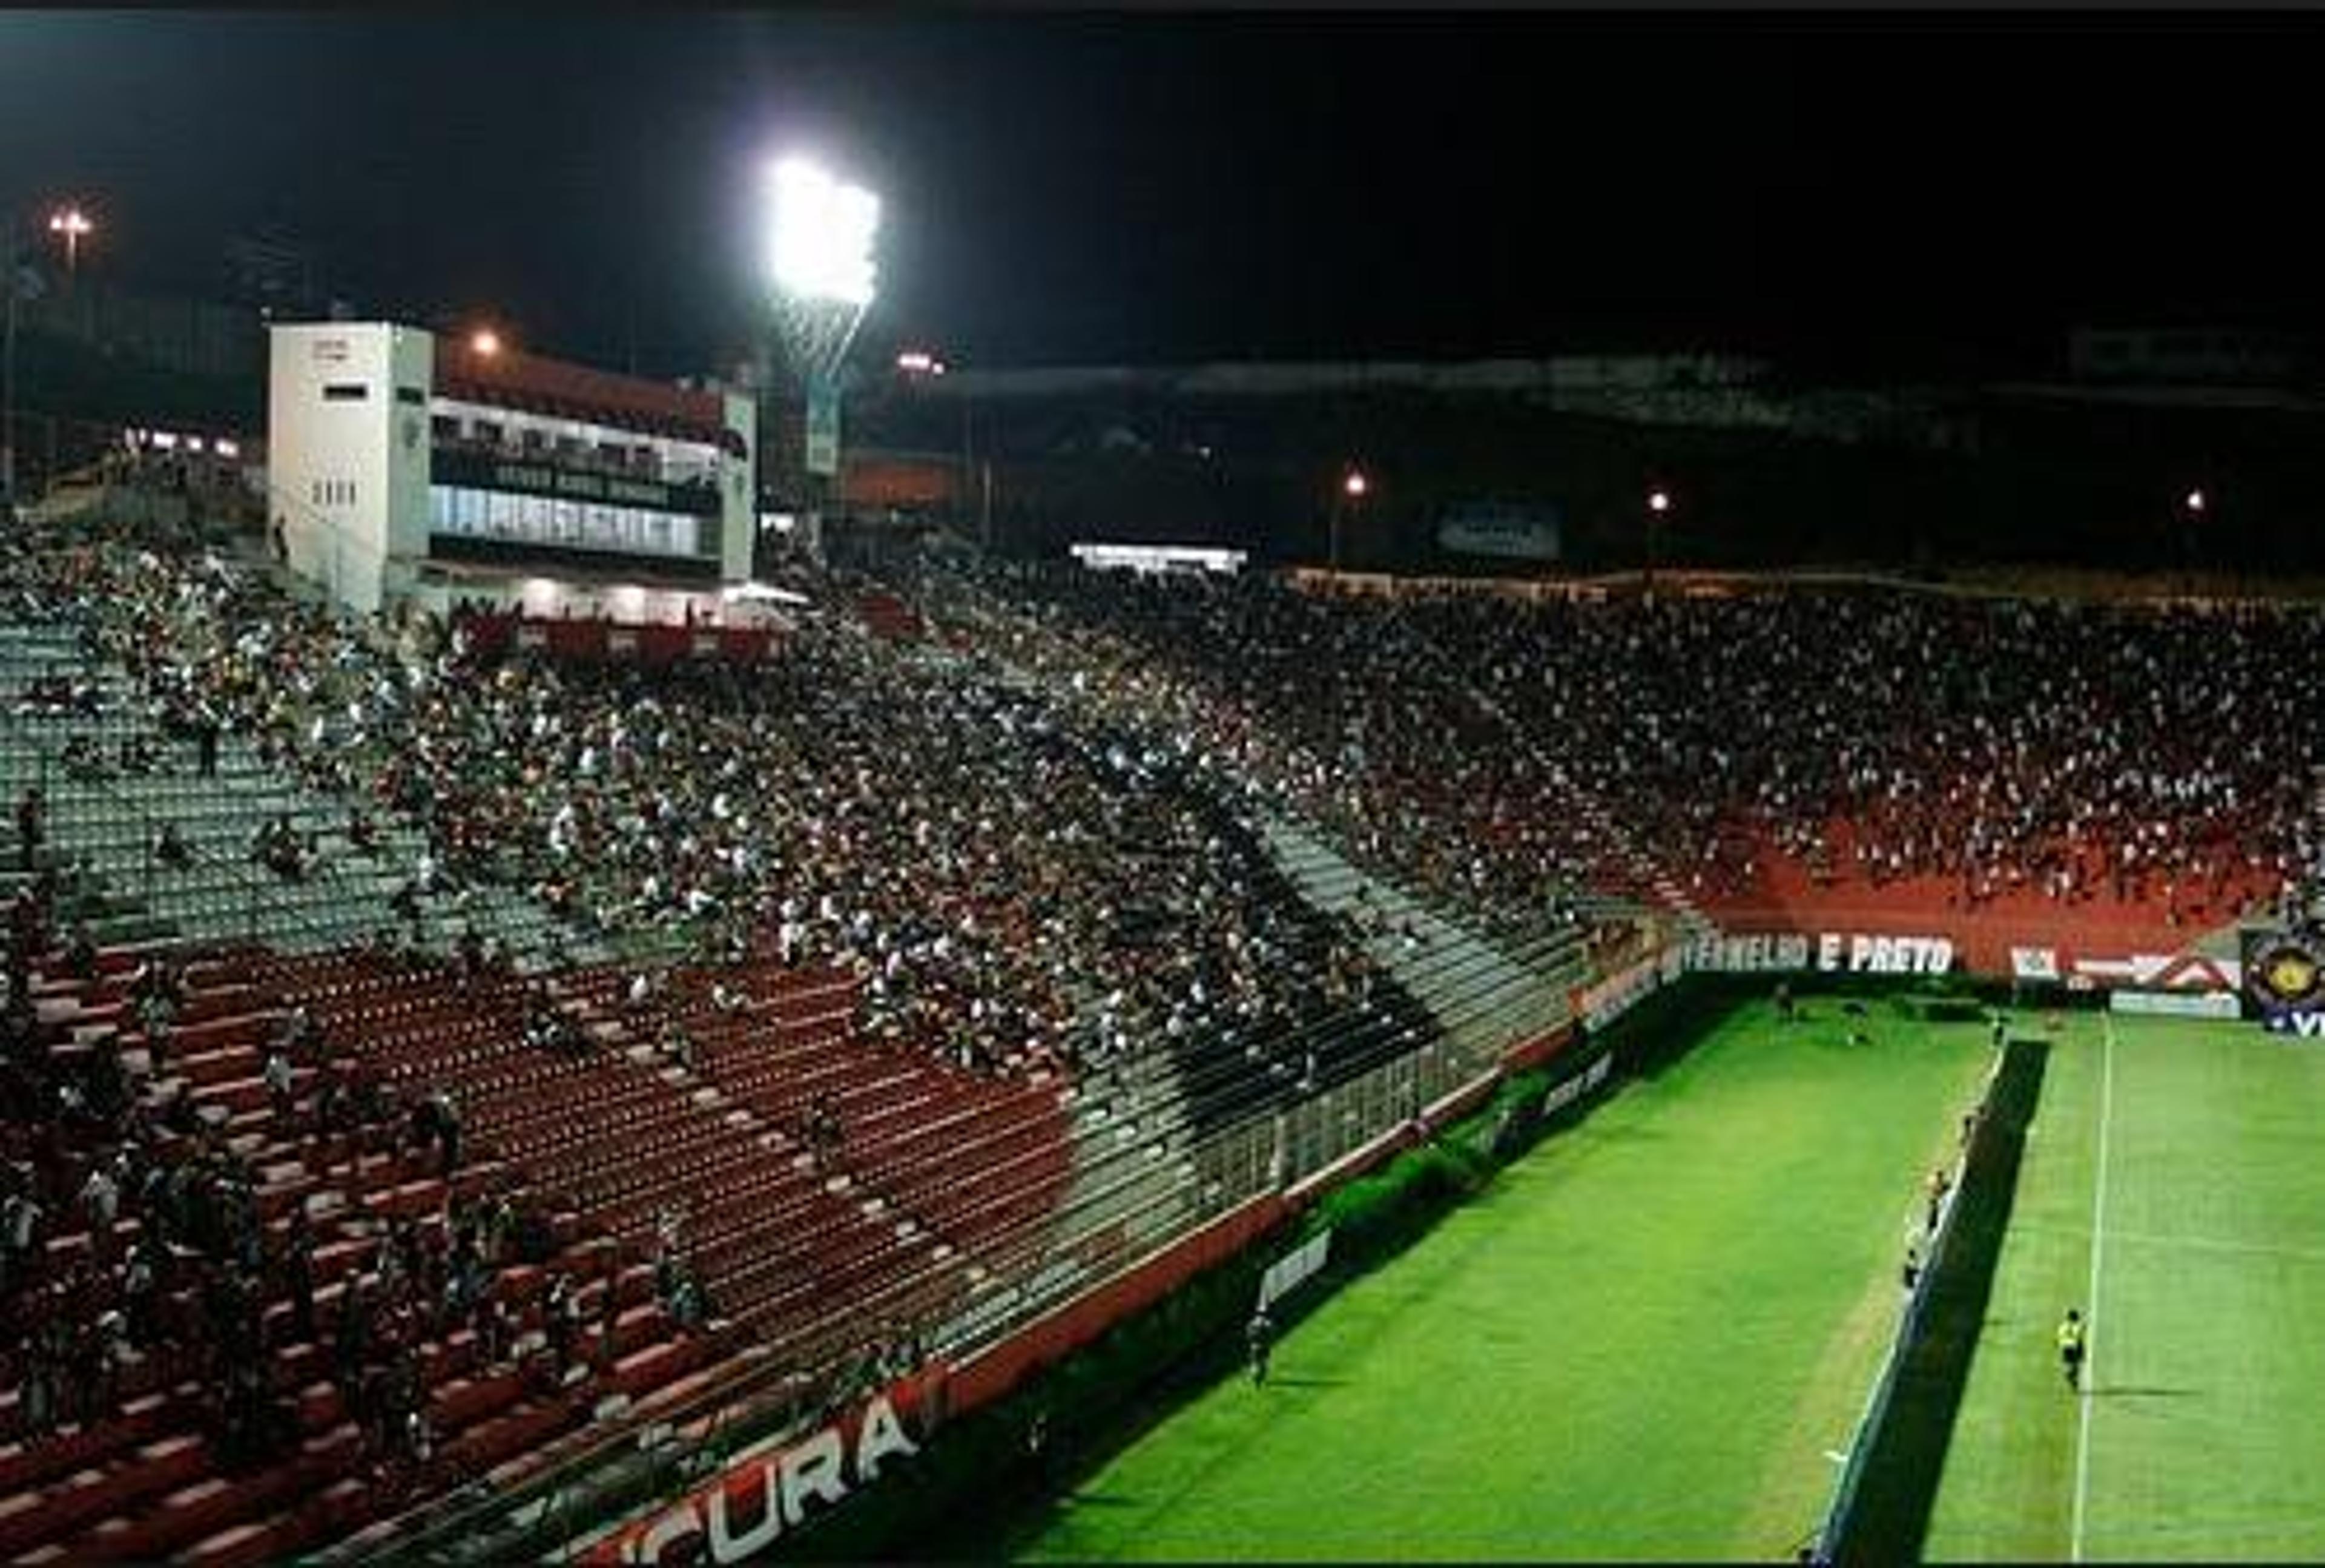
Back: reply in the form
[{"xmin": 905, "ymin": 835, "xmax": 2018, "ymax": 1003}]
[
  {"xmin": 47, "ymin": 207, "xmax": 92, "ymax": 282},
  {"xmin": 762, "ymin": 156, "xmax": 880, "ymax": 561}
]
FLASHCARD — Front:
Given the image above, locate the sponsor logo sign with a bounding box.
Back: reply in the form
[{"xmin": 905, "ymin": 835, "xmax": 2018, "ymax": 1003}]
[
  {"xmin": 586, "ymin": 1386, "xmax": 925, "ymax": 1565},
  {"xmin": 1816, "ymin": 934, "xmax": 1954, "ymax": 974},
  {"xmin": 1573, "ymin": 946, "xmax": 1682, "ymax": 1033},
  {"xmin": 2243, "ymin": 929, "xmax": 2325, "ymax": 1038},
  {"xmin": 1688, "ymin": 932, "xmax": 1954, "ymax": 977},
  {"xmin": 1258, "ymin": 1230, "xmax": 1332, "ymax": 1311},
  {"xmin": 2010, "ymin": 947, "xmax": 2060, "ymax": 983},
  {"xmin": 1540, "ymin": 1051, "xmax": 1614, "ymax": 1119},
  {"xmin": 1688, "ymin": 932, "xmax": 1813, "ymax": 973},
  {"xmin": 805, "ymin": 378, "xmax": 842, "ymax": 478}
]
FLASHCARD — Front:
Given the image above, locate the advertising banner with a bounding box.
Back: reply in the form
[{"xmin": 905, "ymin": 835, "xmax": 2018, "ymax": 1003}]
[
  {"xmin": 2010, "ymin": 947, "xmax": 2061, "ymax": 983},
  {"xmin": 2108, "ymin": 989, "xmax": 2242, "ymax": 1021},
  {"xmin": 581, "ymin": 1374, "xmax": 935, "ymax": 1565},
  {"xmin": 1687, "ymin": 931, "xmax": 1954, "ymax": 977},
  {"xmin": 431, "ymin": 447, "xmax": 719, "ymax": 516},
  {"xmin": 1571, "ymin": 944, "xmax": 1683, "ymax": 1033},
  {"xmin": 804, "ymin": 378, "xmax": 842, "ymax": 478},
  {"xmin": 1436, "ymin": 501, "xmax": 1561, "ymax": 561},
  {"xmin": 1258, "ymin": 1230, "xmax": 1332, "ymax": 1311}
]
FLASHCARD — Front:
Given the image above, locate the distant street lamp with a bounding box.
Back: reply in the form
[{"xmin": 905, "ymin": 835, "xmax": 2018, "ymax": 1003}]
[
  {"xmin": 1331, "ymin": 467, "xmax": 1369, "ymax": 574},
  {"xmin": 1645, "ymin": 486, "xmax": 1673, "ymax": 596},
  {"xmin": 2178, "ymin": 485, "xmax": 2208, "ymax": 596},
  {"xmin": 46, "ymin": 206, "xmax": 91, "ymax": 280}
]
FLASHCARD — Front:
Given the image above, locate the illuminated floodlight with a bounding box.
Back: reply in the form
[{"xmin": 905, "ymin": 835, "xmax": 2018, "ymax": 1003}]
[
  {"xmin": 768, "ymin": 157, "xmax": 880, "ymax": 308},
  {"xmin": 470, "ymin": 328, "xmax": 504, "ymax": 358},
  {"xmin": 1647, "ymin": 487, "xmax": 1672, "ymax": 513},
  {"xmin": 1343, "ymin": 470, "xmax": 1369, "ymax": 499},
  {"xmin": 214, "ymin": 439, "xmax": 240, "ymax": 460},
  {"xmin": 2183, "ymin": 488, "xmax": 2206, "ymax": 515},
  {"xmin": 47, "ymin": 206, "xmax": 93, "ymax": 273},
  {"xmin": 897, "ymin": 350, "xmax": 932, "ymax": 373}
]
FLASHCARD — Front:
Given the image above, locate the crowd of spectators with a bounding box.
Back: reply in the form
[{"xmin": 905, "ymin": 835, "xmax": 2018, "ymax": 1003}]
[
  {"xmin": 0, "ymin": 506, "xmax": 1426, "ymax": 1552},
  {"xmin": 7, "ymin": 481, "xmax": 2320, "ymax": 1550},
  {"xmin": 943, "ymin": 564, "xmax": 2323, "ymax": 931},
  {"xmin": 2, "ymin": 512, "xmax": 1407, "ymax": 1096}
]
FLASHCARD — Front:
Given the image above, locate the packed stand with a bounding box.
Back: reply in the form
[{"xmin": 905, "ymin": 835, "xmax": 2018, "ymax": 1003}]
[{"xmin": 934, "ymin": 564, "xmax": 2323, "ymax": 931}]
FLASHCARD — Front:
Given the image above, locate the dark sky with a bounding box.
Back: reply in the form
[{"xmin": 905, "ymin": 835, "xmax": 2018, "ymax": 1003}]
[{"xmin": 2, "ymin": 9, "xmax": 2321, "ymax": 379}]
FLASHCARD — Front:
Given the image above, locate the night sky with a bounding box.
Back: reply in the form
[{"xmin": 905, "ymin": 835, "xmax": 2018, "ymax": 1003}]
[{"xmin": 2, "ymin": 9, "xmax": 2321, "ymax": 380}]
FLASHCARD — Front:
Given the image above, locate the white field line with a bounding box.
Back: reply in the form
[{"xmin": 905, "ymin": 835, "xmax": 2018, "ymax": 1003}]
[{"xmin": 2071, "ymin": 1013, "xmax": 2118, "ymax": 1563}]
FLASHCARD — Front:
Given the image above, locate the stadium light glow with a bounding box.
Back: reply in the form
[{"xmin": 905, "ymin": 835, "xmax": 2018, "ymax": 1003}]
[
  {"xmin": 2184, "ymin": 488, "xmax": 2206, "ymax": 515},
  {"xmin": 1647, "ymin": 487, "xmax": 1672, "ymax": 513},
  {"xmin": 1344, "ymin": 470, "xmax": 1369, "ymax": 499},
  {"xmin": 470, "ymin": 328, "xmax": 503, "ymax": 358},
  {"xmin": 47, "ymin": 206, "xmax": 91, "ymax": 275},
  {"xmin": 768, "ymin": 157, "xmax": 880, "ymax": 308}
]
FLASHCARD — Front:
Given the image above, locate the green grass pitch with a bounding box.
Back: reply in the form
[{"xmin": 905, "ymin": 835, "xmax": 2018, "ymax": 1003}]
[
  {"xmin": 1009, "ymin": 996, "xmax": 1997, "ymax": 1562},
  {"xmin": 1927, "ymin": 1009, "xmax": 2325, "ymax": 1562}
]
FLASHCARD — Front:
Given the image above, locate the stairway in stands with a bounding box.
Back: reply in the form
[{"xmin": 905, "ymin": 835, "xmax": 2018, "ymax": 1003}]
[{"xmin": 1256, "ymin": 813, "xmax": 1579, "ymax": 1067}]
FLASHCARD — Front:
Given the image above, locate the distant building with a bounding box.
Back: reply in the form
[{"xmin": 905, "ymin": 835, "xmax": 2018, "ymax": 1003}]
[
  {"xmin": 265, "ymin": 322, "xmax": 756, "ymax": 619},
  {"xmin": 2068, "ymin": 326, "xmax": 2304, "ymax": 386}
]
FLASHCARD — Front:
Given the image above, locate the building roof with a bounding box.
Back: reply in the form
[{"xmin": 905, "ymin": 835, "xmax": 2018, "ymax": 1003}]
[{"xmin": 436, "ymin": 336, "xmax": 737, "ymax": 447}]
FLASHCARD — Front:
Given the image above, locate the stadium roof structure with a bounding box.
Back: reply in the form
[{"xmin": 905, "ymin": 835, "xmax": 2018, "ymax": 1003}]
[
  {"xmin": 912, "ymin": 354, "xmax": 1770, "ymax": 402},
  {"xmin": 435, "ymin": 334, "xmax": 740, "ymax": 449}
]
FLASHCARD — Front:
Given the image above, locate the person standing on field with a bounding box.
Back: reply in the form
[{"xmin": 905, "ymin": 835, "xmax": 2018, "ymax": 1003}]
[
  {"xmin": 1247, "ymin": 1306, "xmax": 1275, "ymax": 1387},
  {"xmin": 2057, "ymin": 1308, "xmax": 2087, "ymax": 1391}
]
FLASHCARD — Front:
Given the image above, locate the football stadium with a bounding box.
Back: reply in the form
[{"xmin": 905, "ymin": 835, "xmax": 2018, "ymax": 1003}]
[{"xmin": 3, "ymin": 12, "xmax": 2325, "ymax": 1566}]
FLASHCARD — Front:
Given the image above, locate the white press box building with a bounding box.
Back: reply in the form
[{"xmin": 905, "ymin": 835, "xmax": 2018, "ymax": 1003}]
[{"xmin": 266, "ymin": 322, "xmax": 757, "ymax": 621}]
